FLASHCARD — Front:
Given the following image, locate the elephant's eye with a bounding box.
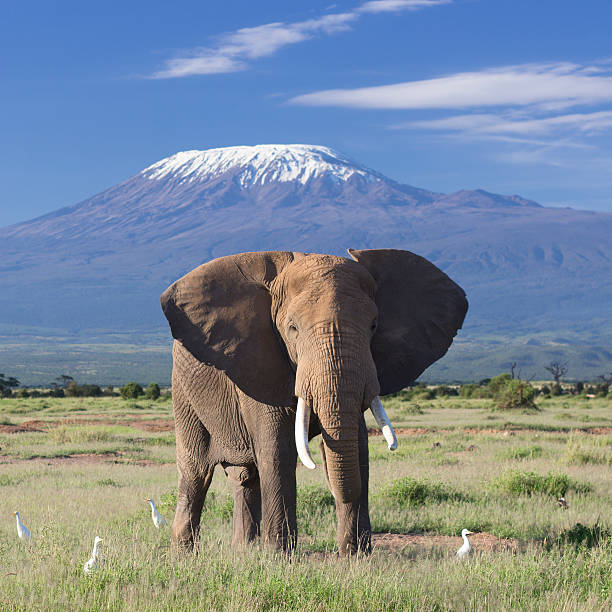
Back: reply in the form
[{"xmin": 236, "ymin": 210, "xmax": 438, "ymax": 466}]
[
  {"xmin": 370, "ymin": 320, "xmax": 378, "ymax": 332},
  {"xmin": 287, "ymin": 322, "xmax": 298, "ymax": 337}
]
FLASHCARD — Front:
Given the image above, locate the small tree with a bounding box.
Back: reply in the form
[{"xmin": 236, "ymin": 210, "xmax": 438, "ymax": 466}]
[
  {"xmin": 0, "ymin": 374, "xmax": 20, "ymax": 398},
  {"xmin": 545, "ymin": 361, "xmax": 568, "ymax": 394},
  {"xmin": 65, "ymin": 380, "xmax": 81, "ymax": 397},
  {"xmin": 596, "ymin": 373, "xmax": 612, "ymax": 396},
  {"xmin": 120, "ymin": 382, "xmax": 143, "ymax": 400},
  {"xmin": 56, "ymin": 374, "xmax": 75, "ymax": 388},
  {"xmin": 145, "ymin": 382, "xmax": 161, "ymax": 400}
]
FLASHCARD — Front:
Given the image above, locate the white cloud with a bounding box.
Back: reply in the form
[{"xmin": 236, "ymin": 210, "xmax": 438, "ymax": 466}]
[
  {"xmin": 289, "ymin": 63, "xmax": 612, "ymax": 109},
  {"xmin": 358, "ymin": 0, "xmax": 451, "ymax": 13},
  {"xmin": 403, "ymin": 110, "xmax": 612, "ymax": 136},
  {"xmin": 151, "ymin": 2, "xmax": 449, "ymax": 78}
]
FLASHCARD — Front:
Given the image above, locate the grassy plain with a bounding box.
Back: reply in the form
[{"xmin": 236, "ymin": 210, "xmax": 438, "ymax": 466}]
[{"xmin": 0, "ymin": 394, "xmax": 610, "ymax": 610}]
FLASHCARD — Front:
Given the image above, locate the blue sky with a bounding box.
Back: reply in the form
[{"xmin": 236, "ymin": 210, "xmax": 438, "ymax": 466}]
[{"xmin": 2, "ymin": 0, "xmax": 612, "ymax": 226}]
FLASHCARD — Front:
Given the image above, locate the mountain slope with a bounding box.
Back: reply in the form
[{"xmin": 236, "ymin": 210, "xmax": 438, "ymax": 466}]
[{"xmin": 1, "ymin": 144, "xmax": 611, "ymax": 384}]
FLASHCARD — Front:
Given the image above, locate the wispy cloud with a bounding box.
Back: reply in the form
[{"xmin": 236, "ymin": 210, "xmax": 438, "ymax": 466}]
[
  {"xmin": 402, "ymin": 110, "xmax": 612, "ymax": 136},
  {"xmin": 151, "ymin": 1, "xmax": 450, "ymax": 78},
  {"xmin": 291, "ymin": 61, "xmax": 612, "ymax": 166},
  {"xmin": 289, "ymin": 63, "xmax": 612, "ymax": 109},
  {"xmin": 358, "ymin": 0, "xmax": 452, "ymax": 13}
]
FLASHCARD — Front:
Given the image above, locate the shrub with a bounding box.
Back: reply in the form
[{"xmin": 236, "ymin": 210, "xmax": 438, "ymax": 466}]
[
  {"xmin": 47, "ymin": 384, "xmax": 64, "ymax": 398},
  {"xmin": 459, "ymin": 383, "xmax": 491, "ymax": 398},
  {"xmin": 120, "ymin": 382, "xmax": 143, "ymax": 399},
  {"xmin": 377, "ymin": 476, "xmax": 466, "ymax": 507},
  {"xmin": 435, "ymin": 385, "xmax": 458, "ymax": 397},
  {"xmin": 493, "ymin": 469, "xmax": 590, "ymax": 497},
  {"xmin": 489, "ymin": 376, "xmax": 538, "ymax": 411},
  {"xmin": 15, "ymin": 389, "xmax": 30, "ymax": 398},
  {"xmin": 551, "ymin": 522, "xmax": 611, "ymax": 549},
  {"xmin": 402, "ymin": 402, "xmax": 424, "ymax": 415},
  {"xmin": 64, "ymin": 382, "xmax": 102, "ymax": 397},
  {"xmin": 145, "ymin": 382, "xmax": 161, "ymax": 400}
]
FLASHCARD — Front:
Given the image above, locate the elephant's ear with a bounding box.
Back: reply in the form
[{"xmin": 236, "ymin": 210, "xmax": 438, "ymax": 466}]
[
  {"xmin": 348, "ymin": 248, "xmax": 468, "ymax": 395},
  {"xmin": 161, "ymin": 251, "xmax": 297, "ymax": 406}
]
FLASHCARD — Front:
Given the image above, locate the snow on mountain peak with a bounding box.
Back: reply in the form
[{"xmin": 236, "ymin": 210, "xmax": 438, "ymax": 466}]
[{"xmin": 141, "ymin": 144, "xmax": 383, "ymax": 187}]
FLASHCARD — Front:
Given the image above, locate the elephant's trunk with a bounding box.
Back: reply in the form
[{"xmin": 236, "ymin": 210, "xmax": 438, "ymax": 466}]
[{"xmin": 311, "ymin": 381, "xmax": 364, "ymax": 505}]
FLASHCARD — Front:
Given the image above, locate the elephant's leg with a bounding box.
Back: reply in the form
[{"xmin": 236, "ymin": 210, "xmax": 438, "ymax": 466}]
[
  {"xmin": 253, "ymin": 420, "xmax": 297, "ymax": 552},
  {"xmin": 173, "ymin": 460, "xmax": 215, "ymax": 550},
  {"xmin": 225, "ymin": 465, "xmax": 261, "ymax": 546},
  {"xmin": 357, "ymin": 413, "xmax": 372, "ymax": 553},
  {"xmin": 333, "ymin": 415, "xmax": 371, "ymax": 556},
  {"xmin": 171, "ymin": 383, "xmax": 215, "ymax": 551}
]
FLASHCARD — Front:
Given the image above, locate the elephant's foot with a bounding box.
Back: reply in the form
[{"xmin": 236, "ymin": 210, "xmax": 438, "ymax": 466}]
[{"xmin": 335, "ymin": 500, "xmax": 371, "ymax": 557}]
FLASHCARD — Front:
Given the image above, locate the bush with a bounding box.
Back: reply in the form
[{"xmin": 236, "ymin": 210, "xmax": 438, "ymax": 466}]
[
  {"xmin": 64, "ymin": 382, "xmax": 102, "ymax": 397},
  {"xmin": 551, "ymin": 522, "xmax": 611, "ymax": 550},
  {"xmin": 377, "ymin": 476, "xmax": 466, "ymax": 507},
  {"xmin": 459, "ymin": 383, "xmax": 491, "ymax": 399},
  {"xmin": 551, "ymin": 383, "xmax": 563, "ymax": 396},
  {"xmin": 120, "ymin": 382, "xmax": 143, "ymax": 399},
  {"xmin": 435, "ymin": 385, "xmax": 458, "ymax": 397},
  {"xmin": 489, "ymin": 375, "xmax": 538, "ymax": 411},
  {"xmin": 47, "ymin": 384, "xmax": 64, "ymax": 398},
  {"xmin": 145, "ymin": 382, "xmax": 161, "ymax": 400},
  {"xmin": 493, "ymin": 469, "xmax": 590, "ymax": 497},
  {"xmin": 15, "ymin": 389, "xmax": 30, "ymax": 398}
]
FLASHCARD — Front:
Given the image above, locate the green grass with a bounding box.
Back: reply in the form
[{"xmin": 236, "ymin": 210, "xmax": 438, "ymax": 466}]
[{"xmin": 0, "ymin": 394, "xmax": 611, "ymax": 610}]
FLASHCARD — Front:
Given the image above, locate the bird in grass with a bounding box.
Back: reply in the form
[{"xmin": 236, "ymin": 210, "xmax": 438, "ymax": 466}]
[
  {"xmin": 145, "ymin": 498, "xmax": 167, "ymax": 528},
  {"xmin": 13, "ymin": 512, "xmax": 31, "ymax": 542},
  {"xmin": 83, "ymin": 537, "xmax": 103, "ymax": 574},
  {"xmin": 456, "ymin": 529, "xmax": 473, "ymax": 559},
  {"xmin": 558, "ymin": 497, "xmax": 568, "ymax": 509}
]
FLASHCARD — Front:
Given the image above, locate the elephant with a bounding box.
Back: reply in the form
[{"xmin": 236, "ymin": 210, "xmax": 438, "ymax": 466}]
[{"xmin": 160, "ymin": 248, "xmax": 467, "ymax": 556}]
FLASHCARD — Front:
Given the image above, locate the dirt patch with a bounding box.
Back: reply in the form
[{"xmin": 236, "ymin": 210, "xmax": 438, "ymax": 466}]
[
  {"xmin": 129, "ymin": 420, "xmax": 174, "ymax": 432},
  {"xmin": 4, "ymin": 418, "xmax": 175, "ymax": 433},
  {"xmin": 372, "ymin": 532, "xmax": 521, "ymax": 554},
  {"xmin": 0, "ymin": 422, "xmax": 45, "ymax": 434}
]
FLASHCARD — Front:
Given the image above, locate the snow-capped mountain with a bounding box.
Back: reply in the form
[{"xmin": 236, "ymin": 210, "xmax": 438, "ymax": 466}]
[
  {"xmin": 142, "ymin": 145, "xmax": 385, "ymax": 187},
  {"xmin": 1, "ymin": 144, "xmax": 611, "ymax": 383}
]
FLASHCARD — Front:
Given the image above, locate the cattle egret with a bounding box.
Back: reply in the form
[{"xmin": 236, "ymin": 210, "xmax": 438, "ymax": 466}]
[
  {"xmin": 145, "ymin": 498, "xmax": 167, "ymax": 528},
  {"xmin": 13, "ymin": 512, "xmax": 31, "ymax": 541},
  {"xmin": 83, "ymin": 537, "xmax": 103, "ymax": 574},
  {"xmin": 558, "ymin": 497, "xmax": 568, "ymax": 509},
  {"xmin": 456, "ymin": 529, "xmax": 473, "ymax": 559}
]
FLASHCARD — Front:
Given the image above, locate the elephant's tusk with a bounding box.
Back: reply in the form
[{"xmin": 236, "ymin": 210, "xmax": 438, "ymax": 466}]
[
  {"xmin": 295, "ymin": 397, "xmax": 316, "ymax": 470},
  {"xmin": 370, "ymin": 396, "xmax": 397, "ymax": 451}
]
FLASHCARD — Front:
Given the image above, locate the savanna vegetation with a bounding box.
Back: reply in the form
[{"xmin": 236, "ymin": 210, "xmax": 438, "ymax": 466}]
[{"xmin": 0, "ymin": 388, "xmax": 610, "ymax": 610}]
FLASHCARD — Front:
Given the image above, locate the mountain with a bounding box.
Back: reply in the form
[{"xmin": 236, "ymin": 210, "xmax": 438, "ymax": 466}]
[{"xmin": 1, "ymin": 144, "xmax": 611, "ymax": 384}]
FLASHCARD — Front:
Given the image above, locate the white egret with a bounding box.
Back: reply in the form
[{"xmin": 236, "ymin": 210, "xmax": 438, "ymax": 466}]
[
  {"xmin": 83, "ymin": 536, "xmax": 103, "ymax": 574},
  {"xmin": 13, "ymin": 511, "xmax": 31, "ymax": 541},
  {"xmin": 456, "ymin": 529, "xmax": 473, "ymax": 559},
  {"xmin": 145, "ymin": 498, "xmax": 167, "ymax": 528}
]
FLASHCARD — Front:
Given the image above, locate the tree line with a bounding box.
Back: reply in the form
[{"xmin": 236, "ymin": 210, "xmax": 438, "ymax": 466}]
[{"xmin": 0, "ymin": 374, "xmax": 162, "ymax": 400}]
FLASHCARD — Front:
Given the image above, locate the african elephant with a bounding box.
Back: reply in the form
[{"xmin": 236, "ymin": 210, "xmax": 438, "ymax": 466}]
[{"xmin": 160, "ymin": 249, "xmax": 467, "ymax": 556}]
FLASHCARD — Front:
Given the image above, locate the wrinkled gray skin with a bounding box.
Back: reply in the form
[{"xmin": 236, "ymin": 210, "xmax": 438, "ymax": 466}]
[{"xmin": 161, "ymin": 249, "xmax": 467, "ymax": 556}]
